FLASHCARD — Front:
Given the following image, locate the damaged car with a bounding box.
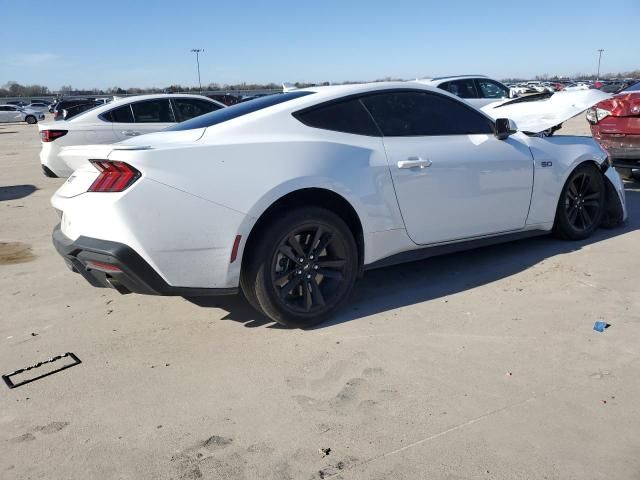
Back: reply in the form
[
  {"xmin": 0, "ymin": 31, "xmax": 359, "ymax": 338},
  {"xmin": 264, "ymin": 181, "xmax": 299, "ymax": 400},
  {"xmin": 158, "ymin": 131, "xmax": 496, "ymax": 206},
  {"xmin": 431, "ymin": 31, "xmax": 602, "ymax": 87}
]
[
  {"xmin": 587, "ymin": 81, "xmax": 640, "ymax": 180},
  {"xmin": 50, "ymin": 82, "xmax": 626, "ymax": 328}
]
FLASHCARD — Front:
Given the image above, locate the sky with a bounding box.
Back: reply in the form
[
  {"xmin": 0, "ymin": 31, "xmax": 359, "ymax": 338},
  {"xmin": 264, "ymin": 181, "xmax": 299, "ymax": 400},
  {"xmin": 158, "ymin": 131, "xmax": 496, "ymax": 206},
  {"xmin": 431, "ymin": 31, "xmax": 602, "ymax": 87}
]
[{"xmin": 1, "ymin": 0, "xmax": 638, "ymax": 90}]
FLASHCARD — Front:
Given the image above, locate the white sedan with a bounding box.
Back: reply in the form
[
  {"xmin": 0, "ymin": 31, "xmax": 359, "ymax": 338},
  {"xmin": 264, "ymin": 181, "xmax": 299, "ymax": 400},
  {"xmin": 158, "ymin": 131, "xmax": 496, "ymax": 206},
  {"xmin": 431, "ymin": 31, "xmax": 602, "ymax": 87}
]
[
  {"xmin": 38, "ymin": 94, "xmax": 225, "ymax": 178},
  {"xmin": 50, "ymin": 82, "xmax": 627, "ymax": 327},
  {"xmin": 0, "ymin": 104, "xmax": 45, "ymax": 124}
]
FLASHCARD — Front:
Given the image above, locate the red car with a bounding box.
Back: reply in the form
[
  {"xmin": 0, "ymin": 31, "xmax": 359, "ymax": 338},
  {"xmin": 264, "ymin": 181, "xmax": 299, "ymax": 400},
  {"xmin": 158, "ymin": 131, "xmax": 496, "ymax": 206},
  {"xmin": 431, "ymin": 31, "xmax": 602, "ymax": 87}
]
[{"xmin": 587, "ymin": 81, "xmax": 640, "ymax": 180}]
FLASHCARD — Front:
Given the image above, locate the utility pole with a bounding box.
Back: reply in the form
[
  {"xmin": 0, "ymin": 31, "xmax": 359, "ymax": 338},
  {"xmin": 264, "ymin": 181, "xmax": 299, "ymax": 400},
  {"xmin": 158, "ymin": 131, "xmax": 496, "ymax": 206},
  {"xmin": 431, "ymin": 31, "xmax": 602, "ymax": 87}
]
[
  {"xmin": 596, "ymin": 49, "xmax": 604, "ymax": 81},
  {"xmin": 190, "ymin": 49, "xmax": 204, "ymax": 93}
]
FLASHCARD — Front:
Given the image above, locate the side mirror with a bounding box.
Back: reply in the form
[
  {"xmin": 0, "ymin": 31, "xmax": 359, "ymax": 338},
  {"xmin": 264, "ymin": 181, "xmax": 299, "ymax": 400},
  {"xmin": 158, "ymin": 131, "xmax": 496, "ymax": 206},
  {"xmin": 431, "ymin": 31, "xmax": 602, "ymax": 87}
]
[{"xmin": 495, "ymin": 118, "xmax": 518, "ymax": 140}]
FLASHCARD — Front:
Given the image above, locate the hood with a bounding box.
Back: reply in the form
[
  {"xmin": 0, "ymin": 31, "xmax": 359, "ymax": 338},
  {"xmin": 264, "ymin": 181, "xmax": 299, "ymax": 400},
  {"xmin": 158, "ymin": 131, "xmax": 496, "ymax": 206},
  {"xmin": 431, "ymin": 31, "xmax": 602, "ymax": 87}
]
[{"xmin": 481, "ymin": 89, "xmax": 612, "ymax": 133}]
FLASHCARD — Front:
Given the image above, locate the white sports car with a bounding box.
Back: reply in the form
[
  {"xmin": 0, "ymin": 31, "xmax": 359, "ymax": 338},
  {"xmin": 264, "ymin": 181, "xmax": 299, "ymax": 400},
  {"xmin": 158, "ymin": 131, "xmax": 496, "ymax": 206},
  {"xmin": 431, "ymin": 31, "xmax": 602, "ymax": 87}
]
[
  {"xmin": 51, "ymin": 82, "xmax": 627, "ymax": 327},
  {"xmin": 39, "ymin": 94, "xmax": 225, "ymax": 178}
]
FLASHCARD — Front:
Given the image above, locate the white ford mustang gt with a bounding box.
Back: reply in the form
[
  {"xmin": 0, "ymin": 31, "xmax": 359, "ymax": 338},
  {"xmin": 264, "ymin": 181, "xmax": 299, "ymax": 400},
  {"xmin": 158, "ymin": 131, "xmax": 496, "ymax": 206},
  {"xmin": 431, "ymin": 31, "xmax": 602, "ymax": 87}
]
[{"xmin": 51, "ymin": 82, "xmax": 627, "ymax": 327}]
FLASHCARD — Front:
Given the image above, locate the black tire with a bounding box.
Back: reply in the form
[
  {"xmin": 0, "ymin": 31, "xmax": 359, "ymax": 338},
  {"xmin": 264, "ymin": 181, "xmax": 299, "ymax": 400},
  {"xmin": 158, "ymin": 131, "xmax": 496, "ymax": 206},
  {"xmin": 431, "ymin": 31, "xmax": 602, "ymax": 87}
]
[
  {"xmin": 241, "ymin": 207, "xmax": 358, "ymax": 328},
  {"xmin": 553, "ymin": 164, "xmax": 606, "ymax": 240},
  {"xmin": 25, "ymin": 115, "xmax": 37, "ymax": 124}
]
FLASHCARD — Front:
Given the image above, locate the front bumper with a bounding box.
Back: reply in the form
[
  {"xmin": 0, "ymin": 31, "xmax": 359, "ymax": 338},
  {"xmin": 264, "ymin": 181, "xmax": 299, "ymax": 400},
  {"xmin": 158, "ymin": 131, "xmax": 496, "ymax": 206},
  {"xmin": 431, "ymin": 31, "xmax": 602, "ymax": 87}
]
[{"xmin": 52, "ymin": 224, "xmax": 238, "ymax": 297}]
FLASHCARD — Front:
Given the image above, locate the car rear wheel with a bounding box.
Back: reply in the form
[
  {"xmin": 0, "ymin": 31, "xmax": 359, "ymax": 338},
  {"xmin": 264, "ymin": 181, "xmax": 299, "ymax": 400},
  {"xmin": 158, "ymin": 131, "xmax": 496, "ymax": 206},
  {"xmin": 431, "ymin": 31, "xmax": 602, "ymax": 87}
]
[
  {"xmin": 553, "ymin": 164, "xmax": 606, "ymax": 240},
  {"xmin": 241, "ymin": 207, "xmax": 358, "ymax": 328},
  {"xmin": 25, "ymin": 115, "xmax": 37, "ymax": 124}
]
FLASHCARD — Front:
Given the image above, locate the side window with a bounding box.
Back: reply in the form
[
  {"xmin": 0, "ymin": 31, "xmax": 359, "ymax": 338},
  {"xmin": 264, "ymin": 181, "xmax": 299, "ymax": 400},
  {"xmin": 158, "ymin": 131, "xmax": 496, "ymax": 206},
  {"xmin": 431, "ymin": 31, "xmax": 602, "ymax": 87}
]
[
  {"xmin": 293, "ymin": 99, "xmax": 380, "ymax": 136},
  {"xmin": 106, "ymin": 105, "xmax": 134, "ymax": 123},
  {"xmin": 0, "ymin": 106, "xmax": 8, "ymax": 111},
  {"xmin": 130, "ymin": 99, "xmax": 175, "ymax": 123},
  {"xmin": 477, "ymin": 79, "xmax": 509, "ymax": 99},
  {"xmin": 361, "ymin": 91, "xmax": 493, "ymax": 137},
  {"xmin": 439, "ymin": 79, "xmax": 478, "ymax": 99},
  {"xmin": 7, "ymin": 106, "xmax": 17, "ymax": 111},
  {"xmin": 173, "ymin": 99, "xmax": 222, "ymax": 122}
]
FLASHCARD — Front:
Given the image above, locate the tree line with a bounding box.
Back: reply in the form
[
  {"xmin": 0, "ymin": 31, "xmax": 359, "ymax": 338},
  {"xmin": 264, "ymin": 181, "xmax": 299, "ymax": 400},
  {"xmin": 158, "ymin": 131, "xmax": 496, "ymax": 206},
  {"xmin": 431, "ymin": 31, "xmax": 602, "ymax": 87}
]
[{"xmin": 2, "ymin": 70, "xmax": 638, "ymax": 98}]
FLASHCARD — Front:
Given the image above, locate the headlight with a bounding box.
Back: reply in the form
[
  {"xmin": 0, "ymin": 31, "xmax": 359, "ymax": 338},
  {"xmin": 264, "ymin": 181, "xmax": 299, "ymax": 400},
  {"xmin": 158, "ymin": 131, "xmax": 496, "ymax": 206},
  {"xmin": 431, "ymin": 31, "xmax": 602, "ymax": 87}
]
[{"xmin": 586, "ymin": 107, "xmax": 611, "ymax": 124}]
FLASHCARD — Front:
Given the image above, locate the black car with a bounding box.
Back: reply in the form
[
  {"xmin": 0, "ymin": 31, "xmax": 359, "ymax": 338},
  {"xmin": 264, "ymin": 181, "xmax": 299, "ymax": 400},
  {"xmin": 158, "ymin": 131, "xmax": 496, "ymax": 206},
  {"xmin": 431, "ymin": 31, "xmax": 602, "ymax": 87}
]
[
  {"xmin": 60, "ymin": 102, "xmax": 103, "ymax": 120},
  {"xmin": 52, "ymin": 98, "xmax": 98, "ymax": 120}
]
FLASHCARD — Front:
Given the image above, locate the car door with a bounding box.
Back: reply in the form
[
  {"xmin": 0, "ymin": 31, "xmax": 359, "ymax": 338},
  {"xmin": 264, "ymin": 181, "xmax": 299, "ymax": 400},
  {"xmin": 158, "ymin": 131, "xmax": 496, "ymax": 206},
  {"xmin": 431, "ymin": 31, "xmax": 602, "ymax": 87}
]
[
  {"xmin": 2, "ymin": 106, "xmax": 24, "ymax": 122},
  {"xmin": 111, "ymin": 99, "xmax": 175, "ymax": 141},
  {"xmin": 361, "ymin": 90, "xmax": 534, "ymax": 245}
]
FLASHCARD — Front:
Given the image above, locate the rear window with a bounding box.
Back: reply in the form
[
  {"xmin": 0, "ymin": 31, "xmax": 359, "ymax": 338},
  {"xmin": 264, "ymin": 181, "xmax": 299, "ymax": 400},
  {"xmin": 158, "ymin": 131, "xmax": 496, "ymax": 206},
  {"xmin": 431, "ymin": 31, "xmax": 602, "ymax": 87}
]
[
  {"xmin": 166, "ymin": 91, "xmax": 314, "ymax": 131},
  {"xmin": 293, "ymin": 98, "xmax": 380, "ymax": 136},
  {"xmin": 622, "ymin": 82, "xmax": 640, "ymax": 92}
]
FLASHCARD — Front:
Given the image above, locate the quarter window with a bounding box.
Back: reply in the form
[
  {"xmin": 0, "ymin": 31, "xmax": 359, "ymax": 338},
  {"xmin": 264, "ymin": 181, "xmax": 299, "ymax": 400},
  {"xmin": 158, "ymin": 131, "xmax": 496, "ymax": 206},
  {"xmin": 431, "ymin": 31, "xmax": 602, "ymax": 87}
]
[
  {"xmin": 130, "ymin": 99, "xmax": 174, "ymax": 123},
  {"xmin": 361, "ymin": 91, "xmax": 493, "ymax": 137},
  {"xmin": 173, "ymin": 98, "xmax": 223, "ymax": 122},
  {"xmin": 107, "ymin": 105, "xmax": 134, "ymax": 123},
  {"xmin": 293, "ymin": 99, "xmax": 380, "ymax": 136}
]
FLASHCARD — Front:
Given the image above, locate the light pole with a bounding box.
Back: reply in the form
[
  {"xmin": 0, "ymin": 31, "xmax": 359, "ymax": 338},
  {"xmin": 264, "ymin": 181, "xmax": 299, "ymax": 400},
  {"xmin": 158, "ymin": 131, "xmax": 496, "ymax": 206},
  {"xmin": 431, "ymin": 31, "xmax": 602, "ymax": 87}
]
[
  {"xmin": 190, "ymin": 48, "xmax": 204, "ymax": 93},
  {"xmin": 596, "ymin": 49, "xmax": 604, "ymax": 81}
]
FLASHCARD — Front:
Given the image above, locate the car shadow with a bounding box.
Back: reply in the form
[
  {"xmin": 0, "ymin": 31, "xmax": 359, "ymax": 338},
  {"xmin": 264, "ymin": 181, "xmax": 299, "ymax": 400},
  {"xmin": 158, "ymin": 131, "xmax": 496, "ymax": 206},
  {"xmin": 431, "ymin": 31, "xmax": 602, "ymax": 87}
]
[
  {"xmin": 186, "ymin": 182, "xmax": 640, "ymax": 329},
  {"xmin": 0, "ymin": 184, "xmax": 38, "ymax": 201}
]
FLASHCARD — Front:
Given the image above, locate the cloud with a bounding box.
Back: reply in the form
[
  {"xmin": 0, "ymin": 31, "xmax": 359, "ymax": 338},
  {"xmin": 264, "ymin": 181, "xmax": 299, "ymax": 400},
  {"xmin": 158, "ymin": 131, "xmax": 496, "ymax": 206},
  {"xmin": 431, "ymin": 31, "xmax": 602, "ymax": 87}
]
[{"xmin": 9, "ymin": 53, "xmax": 59, "ymax": 67}]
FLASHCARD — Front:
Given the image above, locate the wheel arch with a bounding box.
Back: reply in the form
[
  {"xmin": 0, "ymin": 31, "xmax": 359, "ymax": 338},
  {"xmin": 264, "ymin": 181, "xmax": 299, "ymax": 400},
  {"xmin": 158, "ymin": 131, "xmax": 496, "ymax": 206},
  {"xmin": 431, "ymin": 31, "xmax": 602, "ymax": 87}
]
[{"xmin": 240, "ymin": 187, "xmax": 365, "ymax": 276}]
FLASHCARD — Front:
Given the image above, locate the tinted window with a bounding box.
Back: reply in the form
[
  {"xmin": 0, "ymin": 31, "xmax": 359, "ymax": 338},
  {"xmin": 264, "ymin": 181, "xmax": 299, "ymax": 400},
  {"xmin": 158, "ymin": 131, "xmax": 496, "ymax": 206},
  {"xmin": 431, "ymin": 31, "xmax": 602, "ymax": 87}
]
[
  {"xmin": 294, "ymin": 99, "xmax": 380, "ymax": 136},
  {"xmin": 361, "ymin": 91, "xmax": 493, "ymax": 137},
  {"xmin": 622, "ymin": 81, "xmax": 640, "ymax": 92},
  {"xmin": 0, "ymin": 106, "xmax": 8, "ymax": 111},
  {"xmin": 131, "ymin": 99, "xmax": 174, "ymax": 123},
  {"xmin": 477, "ymin": 79, "xmax": 509, "ymax": 99},
  {"xmin": 167, "ymin": 91, "xmax": 314, "ymax": 131},
  {"xmin": 107, "ymin": 105, "xmax": 134, "ymax": 123},
  {"xmin": 439, "ymin": 79, "xmax": 478, "ymax": 99},
  {"xmin": 173, "ymin": 98, "xmax": 222, "ymax": 122}
]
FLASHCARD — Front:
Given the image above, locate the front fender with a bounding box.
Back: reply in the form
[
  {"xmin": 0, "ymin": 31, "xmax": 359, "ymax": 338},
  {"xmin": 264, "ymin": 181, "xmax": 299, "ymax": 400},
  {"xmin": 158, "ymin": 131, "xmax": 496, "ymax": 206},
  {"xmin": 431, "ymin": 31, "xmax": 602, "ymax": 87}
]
[{"xmin": 524, "ymin": 135, "xmax": 608, "ymax": 226}]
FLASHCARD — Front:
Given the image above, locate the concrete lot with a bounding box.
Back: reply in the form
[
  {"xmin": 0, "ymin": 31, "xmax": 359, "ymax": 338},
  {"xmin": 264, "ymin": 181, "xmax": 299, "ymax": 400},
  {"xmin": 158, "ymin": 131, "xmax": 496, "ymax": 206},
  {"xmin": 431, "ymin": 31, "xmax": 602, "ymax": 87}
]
[{"xmin": 1, "ymin": 116, "xmax": 639, "ymax": 480}]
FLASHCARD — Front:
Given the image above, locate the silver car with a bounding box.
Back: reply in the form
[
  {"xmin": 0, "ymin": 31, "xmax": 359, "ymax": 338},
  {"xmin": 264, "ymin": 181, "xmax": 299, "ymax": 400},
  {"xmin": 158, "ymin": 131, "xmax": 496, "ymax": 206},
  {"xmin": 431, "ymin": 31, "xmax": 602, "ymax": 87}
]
[{"xmin": 0, "ymin": 104, "xmax": 46, "ymax": 124}]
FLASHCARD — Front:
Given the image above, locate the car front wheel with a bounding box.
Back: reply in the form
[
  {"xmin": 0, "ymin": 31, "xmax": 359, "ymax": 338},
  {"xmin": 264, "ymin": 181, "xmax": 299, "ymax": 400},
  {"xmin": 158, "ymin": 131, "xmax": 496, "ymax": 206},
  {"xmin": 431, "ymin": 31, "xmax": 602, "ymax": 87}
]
[
  {"xmin": 553, "ymin": 164, "xmax": 606, "ymax": 240},
  {"xmin": 241, "ymin": 207, "xmax": 358, "ymax": 328}
]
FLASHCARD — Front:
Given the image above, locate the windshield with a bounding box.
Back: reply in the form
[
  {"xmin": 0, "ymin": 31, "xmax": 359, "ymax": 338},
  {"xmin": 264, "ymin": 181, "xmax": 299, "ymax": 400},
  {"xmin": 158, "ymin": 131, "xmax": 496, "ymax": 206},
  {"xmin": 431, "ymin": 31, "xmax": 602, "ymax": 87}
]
[{"xmin": 166, "ymin": 91, "xmax": 314, "ymax": 131}]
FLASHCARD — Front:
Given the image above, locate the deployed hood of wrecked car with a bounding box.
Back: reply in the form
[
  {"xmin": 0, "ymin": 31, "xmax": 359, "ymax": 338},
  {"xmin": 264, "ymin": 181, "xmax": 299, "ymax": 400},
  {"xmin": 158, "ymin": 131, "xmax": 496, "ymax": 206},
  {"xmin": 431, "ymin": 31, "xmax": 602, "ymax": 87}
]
[{"xmin": 481, "ymin": 89, "xmax": 612, "ymax": 133}]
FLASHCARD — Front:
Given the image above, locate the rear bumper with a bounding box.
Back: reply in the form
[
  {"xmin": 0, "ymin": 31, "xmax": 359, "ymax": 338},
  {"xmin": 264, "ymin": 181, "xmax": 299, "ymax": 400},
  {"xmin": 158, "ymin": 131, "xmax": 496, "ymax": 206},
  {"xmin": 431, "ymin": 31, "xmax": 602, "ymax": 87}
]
[
  {"xmin": 591, "ymin": 129, "xmax": 640, "ymax": 160},
  {"xmin": 52, "ymin": 224, "xmax": 238, "ymax": 297}
]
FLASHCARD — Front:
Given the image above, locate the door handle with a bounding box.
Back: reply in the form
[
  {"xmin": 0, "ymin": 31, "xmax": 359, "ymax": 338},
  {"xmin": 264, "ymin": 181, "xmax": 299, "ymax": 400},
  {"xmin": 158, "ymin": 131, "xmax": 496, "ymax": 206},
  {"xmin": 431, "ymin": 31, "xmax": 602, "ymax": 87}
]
[
  {"xmin": 397, "ymin": 157, "xmax": 432, "ymax": 169},
  {"xmin": 122, "ymin": 130, "xmax": 141, "ymax": 136}
]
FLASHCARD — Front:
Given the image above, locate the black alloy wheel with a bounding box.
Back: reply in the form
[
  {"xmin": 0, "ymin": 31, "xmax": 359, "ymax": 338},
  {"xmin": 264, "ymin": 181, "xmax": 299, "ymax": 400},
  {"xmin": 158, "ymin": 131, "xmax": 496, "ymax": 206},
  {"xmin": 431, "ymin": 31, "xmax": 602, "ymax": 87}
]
[
  {"xmin": 271, "ymin": 224, "xmax": 348, "ymax": 314},
  {"xmin": 241, "ymin": 207, "xmax": 358, "ymax": 327},
  {"xmin": 554, "ymin": 164, "xmax": 606, "ymax": 240}
]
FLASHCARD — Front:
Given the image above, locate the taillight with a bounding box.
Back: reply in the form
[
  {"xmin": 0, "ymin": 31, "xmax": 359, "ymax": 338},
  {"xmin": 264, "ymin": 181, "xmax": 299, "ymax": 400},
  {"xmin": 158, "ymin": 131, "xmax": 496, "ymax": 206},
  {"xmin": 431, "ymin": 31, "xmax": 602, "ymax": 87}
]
[
  {"xmin": 40, "ymin": 129, "xmax": 68, "ymax": 142},
  {"xmin": 88, "ymin": 160, "xmax": 141, "ymax": 193}
]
